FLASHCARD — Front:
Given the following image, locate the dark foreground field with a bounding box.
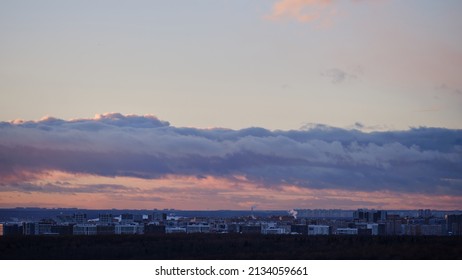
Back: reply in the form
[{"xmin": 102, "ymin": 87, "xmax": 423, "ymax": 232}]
[{"xmin": 1, "ymin": 234, "xmax": 461, "ymax": 259}]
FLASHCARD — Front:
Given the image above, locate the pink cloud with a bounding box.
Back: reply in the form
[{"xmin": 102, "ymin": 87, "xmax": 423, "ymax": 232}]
[
  {"xmin": 2, "ymin": 171, "xmax": 461, "ymax": 210},
  {"xmin": 267, "ymin": 0, "xmax": 382, "ymax": 25},
  {"xmin": 268, "ymin": 0, "xmax": 335, "ymax": 24}
]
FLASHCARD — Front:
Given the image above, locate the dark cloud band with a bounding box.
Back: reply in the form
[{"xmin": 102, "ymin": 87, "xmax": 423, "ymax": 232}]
[{"xmin": 1, "ymin": 113, "xmax": 461, "ymax": 195}]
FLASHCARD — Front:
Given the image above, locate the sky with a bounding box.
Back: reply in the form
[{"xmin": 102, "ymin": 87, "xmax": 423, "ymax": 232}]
[{"xmin": 0, "ymin": 0, "xmax": 461, "ymax": 210}]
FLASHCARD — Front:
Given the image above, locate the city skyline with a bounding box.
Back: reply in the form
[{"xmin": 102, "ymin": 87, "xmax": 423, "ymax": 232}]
[{"xmin": 1, "ymin": 1, "xmax": 462, "ymax": 210}]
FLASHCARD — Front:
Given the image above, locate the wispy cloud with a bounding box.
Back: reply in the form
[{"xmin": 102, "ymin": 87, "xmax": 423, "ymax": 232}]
[
  {"xmin": 346, "ymin": 122, "xmax": 391, "ymax": 132},
  {"xmin": 267, "ymin": 0, "xmax": 382, "ymax": 25},
  {"xmin": 435, "ymin": 83, "xmax": 462, "ymax": 96},
  {"xmin": 268, "ymin": 0, "xmax": 336, "ymax": 25},
  {"xmin": 0, "ymin": 182, "xmax": 135, "ymax": 194},
  {"xmin": 321, "ymin": 68, "xmax": 358, "ymax": 84},
  {"xmin": 1, "ymin": 113, "xmax": 461, "ymax": 197}
]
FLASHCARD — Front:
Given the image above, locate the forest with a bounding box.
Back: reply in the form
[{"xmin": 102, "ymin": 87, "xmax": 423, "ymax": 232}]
[{"xmin": 1, "ymin": 234, "xmax": 461, "ymax": 260}]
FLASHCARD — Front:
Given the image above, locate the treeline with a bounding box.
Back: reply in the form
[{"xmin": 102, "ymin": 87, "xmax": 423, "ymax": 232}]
[{"xmin": 0, "ymin": 234, "xmax": 461, "ymax": 260}]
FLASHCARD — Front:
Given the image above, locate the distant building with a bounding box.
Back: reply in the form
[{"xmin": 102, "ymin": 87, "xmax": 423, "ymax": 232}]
[
  {"xmin": 96, "ymin": 225, "xmax": 115, "ymax": 235},
  {"xmin": 98, "ymin": 214, "xmax": 113, "ymax": 225},
  {"xmin": 336, "ymin": 228, "xmax": 358, "ymax": 235},
  {"xmin": 144, "ymin": 224, "xmax": 166, "ymax": 235},
  {"xmin": 51, "ymin": 224, "xmax": 74, "ymax": 235},
  {"xmin": 151, "ymin": 211, "xmax": 167, "ymax": 222},
  {"xmin": 401, "ymin": 224, "xmax": 443, "ymax": 236},
  {"xmin": 227, "ymin": 223, "xmax": 240, "ymax": 233},
  {"xmin": 37, "ymin": 220, "xmax": 54, "ymax": 235},
  {"xmin": 385, "ymin": 215, "xmax": 402, "ymax": 235},
  {"xmin": 120, "ymin": 213, "xmax": 134, "ymax": 223},
  {"xmin": 421, "ymin": 224, "xmax": 443, "ymax": 236},
  {"xmin": 115, "ymin": 224, "xmax": 143, "ymax": 235},
  {"xmin": 401, "ymin": 224, "xmax": 420, "ymax": 236},
  {"xmin": 418, "ymin": 209, "xmax": 432, "ymax": 218},
  {"xmin": 291, "ymin": 224, "xmax": 308, "ymax": 235},
  {"xmin": 367, "ymin": 223, "xmax": 379, "ymax": 235},
  {"xmin": 23, "ymin": 222, "xmax": 38, "ymax": 235},
  {"xmin": 446, "ymin": 214, "xmax": 462, "ymax": 236},
  {"xmin": 262, "ymin": 226, "xmax": 287, "ymax": 235},
  {"xmin": 357, "ymin": 228, "xmax": 372, "ymax": 236},
  {"xmin": 353, "ymin": 209, "xmax": 368, "ymax": 221},
  {"xmin": 133, "ymin": 214, "xmax": 144, "ymax": 223},
  {"xmin": 210, "ymin": 221, "xmax": 228, "ymax": 233},
  {"xmin": 240, "ymin": 225, "xmax": 261, "ymax": 234},
  {"xmin": 354, "ymin": 209, "xmax": 387, "ymax": 223},
  {"xmin": 353, "ymin": 223, "xmax": 375, "ymax": 236},
  {"xmin": 73, "ymin": 224, "xmax": 97, "ymax": 235},
  {"xmin": 377, "ymin": 223, "xmax": 387, "ymax": 236},
  {"xmin": 350, "ymin": 222, "xmax": 372, "ymax": 235},
  {"xmin": 2, "ymin": 223, "xmax": 23, "ymax": 236},
  {"xmin": 165, "ymin": 227, "xmax": 187, "ymax": 233},
  {"xmin": 296, "ymin": 209, "xmax": 353, "ymax": 218},
  {"xmin": 186, "ymin": 223, "xmax": 210, "ymax": 233},
  {"xmin": 308, "ymin": 225, "xmax": 330, "ymax": 235},
  {"xmin": 73, "ymin": 213, "xmax": 87, "ymax": 224},
  {"xmin": 56, "ymin": 214, "xmax": 75, "ymax": 224}
]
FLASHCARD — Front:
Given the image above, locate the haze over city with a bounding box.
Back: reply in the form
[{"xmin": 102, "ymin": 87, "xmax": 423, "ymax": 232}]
[{"xmin": 1, "ymin": 0, "xmax": 461, "ymax": 210}]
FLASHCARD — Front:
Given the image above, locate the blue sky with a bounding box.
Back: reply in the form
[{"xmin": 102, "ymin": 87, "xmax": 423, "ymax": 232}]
[
  {"xmin": 1, "ymin": 0, "xmax": 461, "ymax": 130},
  {"xmin": 0, "ymin": 1, "xmax": 461, "ymax": 209}
]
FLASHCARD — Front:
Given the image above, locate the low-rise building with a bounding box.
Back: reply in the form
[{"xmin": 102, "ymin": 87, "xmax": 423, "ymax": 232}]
[
  {"xmin": 336, "ymin": 228, "xmax": 358, "ymax": 235},
  {"xmin": 386, "ymin": 215, "xmax": 402, "ymax": 235},
  {"xmin": 120, "ymin": 213, "xmax": 134, "ymax": 223},
  {"xmin": 96, "ymin": 225, "xmax": 115, "ymax": 235},
  {"xmin": 144, "ymin": 224, "xmax": 166, "ymax": 234},
  {"xmin": 402, "ymin": 224, "xmax": 420, "ymax": 236},
  {"xmin": 240, "ymin": 225, "xmax": 261, "ymax": 234},
  {"xmin": 1, "ymin": 223, "xmax": 23, "ymax": 236},
  {"xmin": 447, "ymin": 214, "xmax": 462, "ymax": 236},
  {"xmin": 291, "ymin": 224, "xmax": 308, "ymax": 235},
  {"xmin": 151, "ymin": 211, "xmax": 167, "ymax": 222},
  {"xmin": 186, "ymin": 223, "xmax": 210, "ymax": 233},
  {"xmin": 23, "ymin": 222, "xmax": 38, "ymax": 235},
  {"xmin": 420, "ymin": 224, "xmax": 443, "ymax": 236},
  {"xmin": 227, "ymin": 223, "xmax": 240, "ymax": 233},
  {"xmin": 166, "ymin": 227, "xmax": 187, "ymax": 234},
  {"xmin": 52, "ymin": 224, "xmax": 74, "ymax": 235},
  {"xmin": 115, "ymin": 224, "xmax": 144, "ymax": 235},
  {"xmin": 367, "ymin": 223, "xmax": 379, "ymax": 235},
  {"xmin": 98, "ymin": 214, "xmax": 113, "ymax": 225},
  {"xmin": 73, "ymin": 213, "xmax": 87, "ymax": 224},
  {"xmin": 308, "ymin": 225, "xmax": 330, "ymax": 235},
  {"xmin": 38, "ymin": 222, "xmax": 53, "ymax": 235},
  {"xmin": 262, "ymin": 226, "xmax": 287, "ymax": 234},
  {"xmin": 73, "ymin": 224, "xmax": 97, "ymax": 235}
]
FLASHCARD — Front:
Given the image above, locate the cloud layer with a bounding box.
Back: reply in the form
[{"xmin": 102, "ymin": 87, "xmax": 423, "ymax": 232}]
[{"xmin": 1, "ymin": 113, "xmax": 461, "ymax": 197}]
